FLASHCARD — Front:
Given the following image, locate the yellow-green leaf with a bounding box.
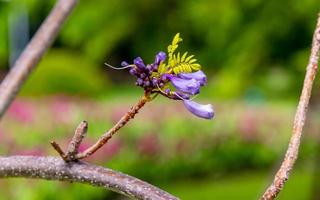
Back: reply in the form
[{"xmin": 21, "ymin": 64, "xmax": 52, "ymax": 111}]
[
  {"xmin": 189, "ymin": 59, "xmax": 197, "ymax": 64},
  {"xmin": 185, "ymin": 55, "xmax": 194, "ymax": 62},
  {"xmin": 172, "ymin": 33, "xmax": 182, "ymax": 45},
  {"xmin": 191, "ymin": 63, "xmax": 201, "ymax": 70},
  {"xmin": 158, "ymin": 63, "xmax": 167, "ymax": 74},
  {"xmin": 181, "ymin": 52, "xmax": 188, "ymax": 62},
  {"xmin": 177, "ymin": 52, "xmax": 181, "ymax": 63}
]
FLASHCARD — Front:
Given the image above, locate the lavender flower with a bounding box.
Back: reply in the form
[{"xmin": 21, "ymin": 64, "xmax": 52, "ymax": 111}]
[
  {"xmin": 168, "ymin": 75, "xmax": 200, "ymax": 95},
  {"xmin": 121, "ymin": 61, "xmax": 129, "ymax": 67},
  {"xmin": 107, "ymin": 33, "xmax": 214, "ymax": 120},
  {"xmin": 134, "ymin": 57, "xmax": 147, "ymax": 71},
  {"xmin": 154, "ymin": 51, "xmax": 166, "ymax": 65},
  {"xmin": 136, "ymin": 78, "xmax": 143, "ymax": 86},
  {"xmin": 129, "ymin": 68, "xmax": 138, "ymax": 76},
  {"xmin": 183, "ymin": 100, "xmax": 214, "ymax": 119}
]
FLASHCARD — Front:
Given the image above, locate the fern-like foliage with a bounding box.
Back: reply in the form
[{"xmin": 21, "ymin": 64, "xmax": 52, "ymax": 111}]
[
  {"xmin": 168, "ymin": 33, "xmax": 183, "ymax": 62},
  {"xmin": 171, "ymin": 52, "xmax": 201, "ymax": 74},
  {"xmin": 158, "ymin": 33, "xmax": 201, "ymax": 75}
]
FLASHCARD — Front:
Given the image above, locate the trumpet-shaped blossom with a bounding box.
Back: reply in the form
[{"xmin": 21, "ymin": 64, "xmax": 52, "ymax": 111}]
[{"xmin": 183, "ymin": 100, "xmax": 214, "ymax": 119}]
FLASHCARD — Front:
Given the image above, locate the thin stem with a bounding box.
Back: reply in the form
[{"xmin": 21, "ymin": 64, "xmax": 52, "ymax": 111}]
[
  {"xmin": 260, "ymin": 13, "xmax": 320, "ymax": 200},
  {"xmin": 50, "ymin": 141, "xmax": 68, "ymax": 161},
  {"xmin": 104, "ymin": 63, "xmax": 134, "ymax": 70},
  {"xmin": 75, "ymin": 95, "xmax": 149, "ymax": 160},
  {"xmin": 0, "ymin": 0, "xmax": 78, "ymax": 119}
]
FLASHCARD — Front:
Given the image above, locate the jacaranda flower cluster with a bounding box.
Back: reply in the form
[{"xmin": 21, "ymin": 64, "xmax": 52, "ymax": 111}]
[{"xmin": 107, "ymin": 33, "xmax": 214, "ymax": 119}]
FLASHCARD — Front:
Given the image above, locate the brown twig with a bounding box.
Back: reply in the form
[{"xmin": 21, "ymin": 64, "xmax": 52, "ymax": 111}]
[
  {"xmin": 0, "ymin": 0, "xmax": 78, "ymax": 119},
  {"xmin": 66, "ymin": 121, "xmax": 88, "ymax": 159},
  {"xmin": 260, "ymin": 14, "xmax": 320, "ymax": 200},
  {"xmin": 0, "ymin": 156, "xmax": 179, "ymax": 200},
  {"xmin": 74, "ymin": 95, "xmax": 148, "ymax": 160},
  {"xmin": 51, "ymin": 121, "xmax": 88, "ymax": 161},
  {"xmin": 51, "ymin": 96, "xmax": 148, "ymax": 161},
  {"xmin": 0, "ymin": 0, "xmax": 175, "ymax": 199},
  {"xmin": 50, "ymin": 141, "xmax": 68, "ymax": 161}
]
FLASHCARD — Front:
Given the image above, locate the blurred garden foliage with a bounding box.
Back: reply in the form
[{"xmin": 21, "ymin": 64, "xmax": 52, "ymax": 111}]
[
  {"xmin": 0, "ymin": 97, "xmax": 320, "ymax": 199},
  {"xmin": 1, "ymin": 0, "xmax": 320, "ymax": 199},
  {"xmin": 0, "ymin": 0, "xmax": 319, "ymax": 99}
]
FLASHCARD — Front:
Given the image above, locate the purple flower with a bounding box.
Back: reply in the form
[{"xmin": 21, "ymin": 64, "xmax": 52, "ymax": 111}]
[
  {"xmin": 178, "ymin": 70, "xmax": 207, "ymax": 86},
  {"xmin": 110, "ymin": 33, "xmax": 215, "ymax": 120},
  {"xmin": 129, "ymin": 68, "xmax": 138, "ymax": 76},
  {"xmin": 136, "ymin": 78, "xmax": 143, "ymax": 86},
  {"xmin": 152, "ymin": 78, "xmax": 158, "ymax": 86},
  {"xmin": 121, "ymin": 61, "xmax": 129, "ymax": 67},
  {"xmin": 145, "ymin": 81, "xmax": 150, "ymax": 86},
  {"xmin": 134, "ymin": 57, "xmax": 147, "ymax": 71},
  {"xmin": 183, "ymin": 100, "xmax": 214, "ymax": 119},
  {"xmin": 168, "ymin": 75, "xmax": 200, "ymax": 95},
  {"xmin": 154, "ymin": 51, "xmax": 166, "ymax": 65}
]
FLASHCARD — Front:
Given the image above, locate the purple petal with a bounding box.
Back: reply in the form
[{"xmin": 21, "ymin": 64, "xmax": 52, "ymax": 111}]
[
  {"xmin": 136, "ymin": 78, "xmax": 143, "ymax": 86},
  {"xmin": 140, "ymin": 73, "xmax": 146, "ymax": 79},
  {"xmin": 144, "ymin": 81, "xmax": 150, "ymax": 87},
  {"xmin": 178, "ymin": 70, "xmax": 207, "ymax": 86},
  {"xmin": 161, "ymin": 74, "xmax": 170, "ymax": 82},
  {"xmin": 183, "ymin": 100, "xmax": 214, "ymax": 119},
  {"xmin": 169, "ymin": 76, "xmax": 200, "ymax": 95},
  {"xmin": 151, "ymin": 64, "xmax": 158, "ymax": 71},
  {"xmin": 147, "ymin": 64, "xmax": 153, "ymax": 72},
  {"xmin": 134, "ymin": 57, "xmax": 147, "ymax": 71},
  {"xmin": 154, "ymin": 51, "xmax": 167, "ymax": 65},
  {"xmin": 121, "ymin": 61, "xmax": 129, "ymax": 67},
  {"xmin": 129, "ymin": 68, "xmax": 138, "ymax": 76},
  {"xmin": 152, "ymin": 78, "xmax": 158, "ymax": 86}
]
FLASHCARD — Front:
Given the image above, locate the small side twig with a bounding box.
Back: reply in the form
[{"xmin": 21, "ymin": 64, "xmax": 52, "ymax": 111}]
[
  {"xmin": 51, "ymin": 121, "xmax": 87, "ymax": 161},
  {"xmin": 66, "ymin": 121, "xmax": 88, "ymax": 159},
  {"xmin": 50, "ymin": 141, "xmax": 68, "ymax": 161},
  {"xmin": 260, "ymin": 13, "xmax": 320, "ymax": 200}
]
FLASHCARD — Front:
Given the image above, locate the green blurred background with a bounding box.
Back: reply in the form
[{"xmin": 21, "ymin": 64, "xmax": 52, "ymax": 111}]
[{"xmin": 0, "ymin": 0, "xmax": 320, "ymax": 199}]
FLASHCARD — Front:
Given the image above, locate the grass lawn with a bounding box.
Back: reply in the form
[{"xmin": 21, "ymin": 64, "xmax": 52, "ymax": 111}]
[{"xmin": 163, "ymin": 168, "xmax": 315, "ymax": 200}]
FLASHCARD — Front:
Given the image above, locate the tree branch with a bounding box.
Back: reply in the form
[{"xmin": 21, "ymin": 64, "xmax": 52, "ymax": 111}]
[
  {"xmin": 0, "ymin": 1, "xmax": 179, "ymax": 198},
  {"xmin": 0, "ymin": 0, "xmax": 78, "ymax": 119},
  {"xmin": 50, "ymin": 95, "xmax": 148, "ymax": 161},
  {"xmin": 0, "ymin": 156, "xmax": 179, "ymax": 200},
  {"xmin": 74, "ymin": 95, "xmax": 148, "ymax": 160},
  {"xmin": 260, "ymin": 13, "xmax": 320, "ymax": 200}
]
